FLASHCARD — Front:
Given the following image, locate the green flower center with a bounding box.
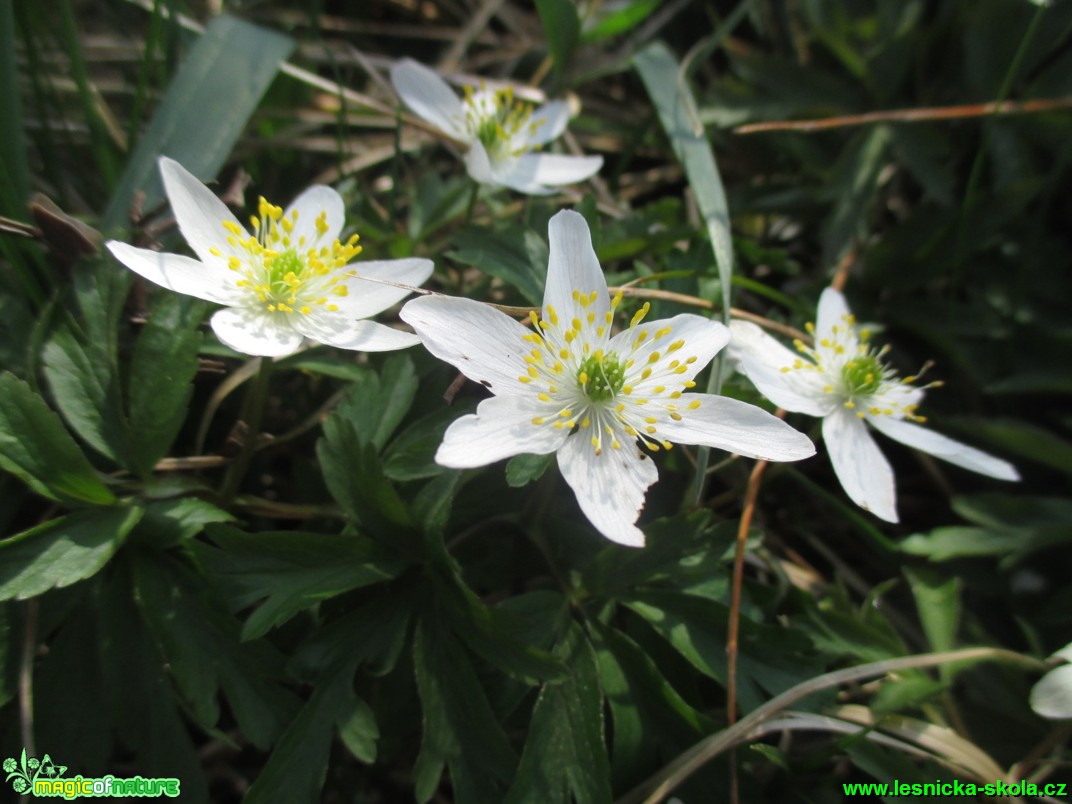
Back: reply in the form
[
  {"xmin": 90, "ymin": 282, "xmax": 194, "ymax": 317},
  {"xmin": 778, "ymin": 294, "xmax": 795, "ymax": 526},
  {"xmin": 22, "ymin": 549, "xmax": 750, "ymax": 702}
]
[
  {"xmin": 265, "ymin": 248, "xmax": 304, "ymax": 297},
  {"xmin": 578, "ymin": 352, "xmax": 625, "ymax": 402},
  {"xmin": 842, "ymin": 354, "xmax": 885, "ymax": 397},
  {"xmin": 466, "ymin": 87, "xmax": 535, "ymax": 155}
]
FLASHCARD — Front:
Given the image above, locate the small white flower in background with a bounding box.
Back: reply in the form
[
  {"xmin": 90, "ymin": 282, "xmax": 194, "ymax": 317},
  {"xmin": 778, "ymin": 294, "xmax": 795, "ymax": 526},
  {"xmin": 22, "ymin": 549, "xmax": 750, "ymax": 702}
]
[
  {"xmin": 1029, "ymin": 643, "xmax": 1072, "ymax": 720},
  {"xmin": 400, "ymin": 210, "xmax": 814, "ymax": 547},
  {"xmin": 390, "ymin": 58, "xmax": 603, "ymax": 195},
  {"xmin": 106, "ymin": 157, "xmax": 433, "ymax": 358},
  {"xmin": 728, "ymin": 288, "xmax": 1019, "ymax": 523}
]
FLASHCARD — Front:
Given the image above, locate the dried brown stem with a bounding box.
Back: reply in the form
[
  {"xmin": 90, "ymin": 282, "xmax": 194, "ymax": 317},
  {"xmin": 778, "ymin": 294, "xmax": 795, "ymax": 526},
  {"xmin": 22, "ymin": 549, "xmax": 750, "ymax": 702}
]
[{"xmin": 734, "ymin": 97, "xmax": 1072, "ymax": 135}]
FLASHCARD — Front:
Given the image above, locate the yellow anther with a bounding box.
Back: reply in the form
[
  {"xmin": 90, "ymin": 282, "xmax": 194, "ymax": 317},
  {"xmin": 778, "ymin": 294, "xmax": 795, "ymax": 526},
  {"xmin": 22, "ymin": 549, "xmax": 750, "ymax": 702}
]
[{"xmin": 630, "ymin": 303, "xmax": 650, "ymax": 328}]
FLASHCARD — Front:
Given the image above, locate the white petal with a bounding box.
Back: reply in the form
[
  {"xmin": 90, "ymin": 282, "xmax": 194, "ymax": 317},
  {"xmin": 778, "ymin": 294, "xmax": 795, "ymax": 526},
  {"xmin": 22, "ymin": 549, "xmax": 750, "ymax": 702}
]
[
  {"xmin": 823, "ymin": 407, "xmax": 898, "ymax": 522},
  {"xmin": 285, "ymin": 185, "xmax": 345, "ymax": 246},
  {"xmin": 210, "ymin": 307, "xmax": 304, "ymax": 357},
  {"xmin": 390, "ymin": 59, "xmax": 468, "ymax": 142},
  {"xmin": 158, "ymin": 156, "xmax": 246, "ymax": 266},
  {"xmin": 728, "ymin": 321, "xmax": 833, "ymax": 416},
  {"xmin": 542, "ymin": 210, "xmax": 609, "ymax": 326},
  {"xmin": 613, "ymin": 314, "xmax": 728, "ymax": 391},
  {"xmin": 658, "ymin": 394, "xmax": 815, "ymax": 461},
  {"xmin": 106, "ymin": 242, "xmax": 238, "ymax": 305},
  {"xmin": 557, "ymin": 432, "xmax": 658, "ymax": 547},
  {"xmin": 816, "ymin": 286, "xmax": 851, "ymax": 337},
  {"xmin": 463, "ymin": 141, "xmax": 502, "ymax": 186},
  {"xmin": 868, "ymin": 415, "xmax": 1020, "ymax": 481},
  {"xmin": 872, "ymin": 381, "xmax": 925, "ymax": 414},
  {"xmin": 292, "ymin": 313, "xmax": 419, "ymax": 352},
  {"xmin": 496, "ymin": 153, "xmax": 603, "ymax": 194},
  {"xmin": 335, "ymin": 258, "xmax": 434, "ymax": 320},
  {"xmin": 436, "ymin": 395, "xmax": 569, "ymax": 468},
  {"xmin": 400, "ymin": 295, "xmax": 532, "ymax": 395},
  {"xmin": 524, "ymin": 101, "xmax": 570, "ymax": 146}
]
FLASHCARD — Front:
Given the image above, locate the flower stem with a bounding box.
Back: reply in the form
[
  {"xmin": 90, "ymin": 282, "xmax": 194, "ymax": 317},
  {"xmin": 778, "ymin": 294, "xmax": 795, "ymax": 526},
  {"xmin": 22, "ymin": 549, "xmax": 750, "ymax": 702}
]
[
  {"xmin": 219, "ymin": 356, "xmax": 273, "ymax": 505},
  {"xmin": 464, "ymin": 181, "xmax": 480, "ymax": 225}
]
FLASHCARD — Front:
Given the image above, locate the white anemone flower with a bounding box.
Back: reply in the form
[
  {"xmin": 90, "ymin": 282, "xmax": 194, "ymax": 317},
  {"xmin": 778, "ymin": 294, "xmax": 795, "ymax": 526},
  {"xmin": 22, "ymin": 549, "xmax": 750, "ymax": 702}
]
[
  {"xmin": 728, "ymin": 288, "xmax": 1020, "ymax": 523},
  {"xmin": 390, "ymin": 58, "xmax": 603, "ymax": 195},
  {"xmin": 106, "ymin": 157, "xmax": 433, "ymax": 358},
  {"xmin": 400, "ymin": 210, "xmax": 815, "ymax": 547}
]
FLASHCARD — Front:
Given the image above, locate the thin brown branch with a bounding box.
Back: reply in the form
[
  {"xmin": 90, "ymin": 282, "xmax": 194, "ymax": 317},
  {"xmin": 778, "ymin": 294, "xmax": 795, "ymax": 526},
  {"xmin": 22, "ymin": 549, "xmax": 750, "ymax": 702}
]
[{"xmin": 734, "ymin": 96, "xmax": 1072, "ymax": 135}]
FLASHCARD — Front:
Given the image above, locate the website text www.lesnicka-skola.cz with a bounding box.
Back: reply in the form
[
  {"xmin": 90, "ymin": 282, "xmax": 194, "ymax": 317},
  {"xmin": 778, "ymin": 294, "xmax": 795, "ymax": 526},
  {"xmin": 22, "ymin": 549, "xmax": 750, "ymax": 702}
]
[{"xmin": 843, "ymin": 780, "xmax": 1068, "ymax": 798}]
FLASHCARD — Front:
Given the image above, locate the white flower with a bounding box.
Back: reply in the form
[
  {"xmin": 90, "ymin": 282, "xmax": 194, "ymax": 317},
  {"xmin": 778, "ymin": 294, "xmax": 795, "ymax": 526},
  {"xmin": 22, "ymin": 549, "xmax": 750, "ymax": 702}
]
[
  {"xmin": 106, "ymin": 157, "xmax": 432, "ymax": 358},
  {"xmin": 390, "ymin": 58, "xmax": 603, "ymax": 195},
  {"xmin": 400, "ymin": 210, "xmax": 814, "ymax": 547},
  {"xmin": 728, "ymin": 288, "xmax": 1020, "ymax": 523}
]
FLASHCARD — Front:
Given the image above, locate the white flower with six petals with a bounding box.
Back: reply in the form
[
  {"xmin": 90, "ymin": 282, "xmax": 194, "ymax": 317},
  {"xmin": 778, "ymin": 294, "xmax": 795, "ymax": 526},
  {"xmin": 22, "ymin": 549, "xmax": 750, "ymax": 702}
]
[
  {"xmin": 106, "ymin": 157, "xmax": 432, "ymax": 357},
  {"xmin": 400, "ymin": 210, "xmax": 815, "ymax": 546},
  {"xmin": 390, "ymin": 59, "xmax": 603, "ymax": 195},
  {"xmin": 728, "ymin": 288, "xmax": 1019, "ymax": 522}
]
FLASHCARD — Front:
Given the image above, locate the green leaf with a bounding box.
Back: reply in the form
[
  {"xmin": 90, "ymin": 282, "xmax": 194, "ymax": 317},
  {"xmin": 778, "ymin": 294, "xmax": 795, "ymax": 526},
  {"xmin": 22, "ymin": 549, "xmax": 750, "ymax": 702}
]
[
  {"xmin": 132, "ymin": 550, "xmax": 299, "ymax": 748},
  {"xmin": 126, "ymin": 292, "xmax": 204, "ymax": 476},
  {"xmin": 634, "ymin": 42, "xmax": 733, "ymax": 314},
  {"xmin": 871, "ymin": 675, "xmax": 949, "ymax": 715},
  {"xmin": 535, "ymin": 0, "xmax": 581, "ymax": 76},
  {"xmin": 413, "ymin": 614, "xmax": 518, "ymax": 804},
  {"xmin": 505, "ymin": 452, "xmax": 554, "ymax": 488},
  {"xmin": 823, "ymin": 126, "xmax": 893, "ymax": 267},
  {"xmin": 337, "ymin": 695, "xmax": 379, "ymax": 764},
  {"xmin": 582, "ymin": 0, "xmax": 659, "ymax": 42},
  {"xmin": 904, "ymin": 566, "xmax": 959, "ymax": 655},
  {"xmin": 331, "ymin": 353, "xmax": 419, "ymax": 450},
  {"xmin": 318, "ymin": 416, "xmax": 417, "ymax": 535},
  {"xmin": 436, "ymin": 574, "xmax": 565, "ymax": 684},
  {"xmin": 899, "ymin": 494, "xmax": 1072, "ymax": 565},
  {"xmin": 103, "ymin": 15, "xmax": 294, "ymax": 231},
  {"xmin": 243, "ymin": 664, "xmax": 356, "ymax": 804},
  {"xmin": 133, "ymin": 497, "xmax": 234, "ymax": 550},
  {"xmin": 274, "ymin": 352, "xmax": 371, "ymax": 382},
  {"xmin": 412, "ymin": 471, "xmax": 464, "ymax": 539},
  {"xmin": 0, "ymin": 506, "xmax": 142, "ymax": 600},
  {"xmin": 42, "ymin": 262, "xmax": 133, "ymax": 468},
  {"xmin": 505, "ymin": 621, "xmax": 611, "ymax": 804},
  {"xmin": 448, "ymin": 226, "xmax": 548, "ymax": 307},
  {"xmin": 195, "ymin": 524, "xmax": 406, "ymax": 641},
  {"xmin": 0, "ymin": 372, "xmax": 116, "ymax": 506},
  {"xmin": 291, "ymin": 585, "xmax": 417, "ymax": 681},
  {"xmin": 899, "ymin": 526, "xmax": 1022, "ymax": 561},
  {"xmin": 383, "ymin": 404, "xmax": 472, "ymax": 482}
]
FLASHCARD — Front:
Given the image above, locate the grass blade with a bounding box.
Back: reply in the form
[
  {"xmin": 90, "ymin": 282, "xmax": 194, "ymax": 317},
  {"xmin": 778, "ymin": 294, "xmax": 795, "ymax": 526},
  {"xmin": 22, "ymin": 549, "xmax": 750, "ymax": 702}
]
[
  {"xmin": 103, "ymin": 14, "xmax": 294, "ymax": 232},
  {"xmin": 634, "ymin": 40, "xmax": 734, "ymax": 501}
]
